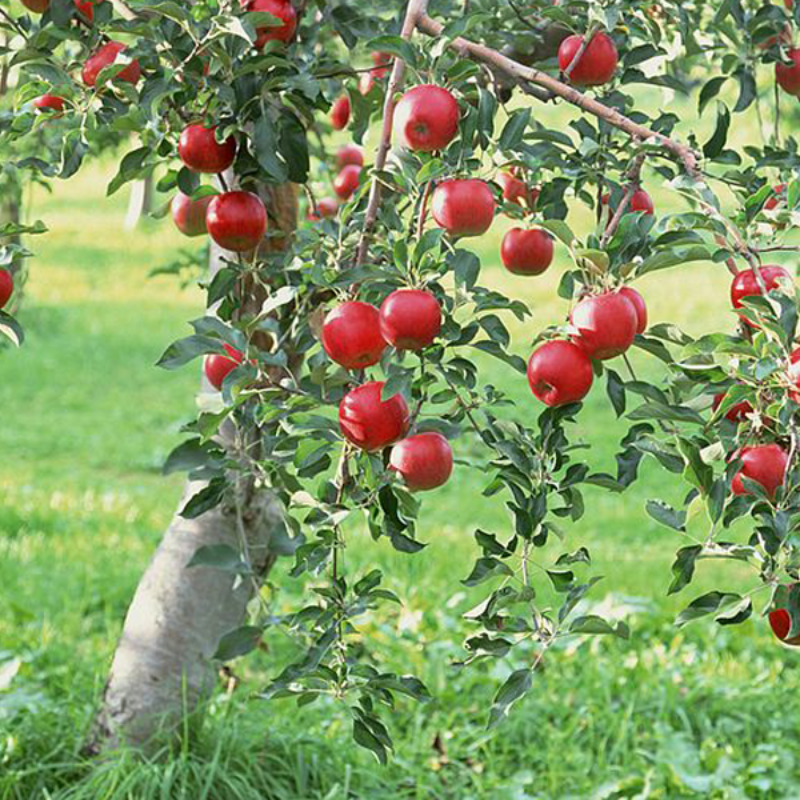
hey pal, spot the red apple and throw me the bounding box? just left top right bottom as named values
left=240, top=0, right=296, bottom=47
left=359, top=71, right=377, bottom=96
left=74, top=0, right=104, bottom=21
left=732, top=444, right=788, bottom=498
left=379, top=289, right=441, bottom=350
left=776, top=48, right=800, bottom=95
left=336, top=144, right=363, bottom=168
left=21, top=0, right=49, bottom=13
left=500, top=228, right=554, bottom=276
left=730, top=265, right=793, bottom=326
left=0, top=268, right=13, bottom=309
left=306, top=197, right=338, bottom=220
left=339, top=381, right=410, bottom=451
left=712, top=392, right=752, bottom=422
left=178, top=124, right=237, bottom=174
left=557, top=32, right=618, bottom=87
left=393, top=85, right=460, bottom=152
left=601, top=188, right=654, bottom=218
left=321, top=301, right=386, bottom=369
left=769, top=589, right=800, bottom=645
left=82, top=41, right=141, bottom=87
left=390, top=432, right=453, bottom=491
left=371, top=51, right=392, bottom=77
left=431, top=179, right=495, bottom=237
left=171, top=192, right=214, bottom=237
left=33, top=94, right=65, bottom=113
left=618, top=286, right=648, bottom=334
left=527, top=340, right=594, bottom=407
left=570, top=291, right=638, bottom=360
left=206, top=191, right=267, bottom=252
left=499, top=172, right=537, bottom=208
left=333, top=164, right=361, bottom=200
left=331, top=94, right=350, bottom=130
left=765, top=183, right=787, bottom=211
left=204, top=344, right=244, bottom=390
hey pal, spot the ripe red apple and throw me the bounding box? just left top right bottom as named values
left=171, top=192, right=213, bottom=237
left=33, top=94, right=65, bottom=113
left=371, top=50, right=392, bottom=78
left=321, top=301, right=386, bottom=369
left=527, top=340, right=594, bottom=407
left=205, top=344, right=244, bottom=390
left=390, top=432, right=453, bottom=491
left=776, top=48, right=800, bottom=95
left=240, top=0, right=296, bottom=47
left=394, top=85, right=460, bottom=152
left=570, top=292, right=638, bottom=360
left=557, top=32, right=618, bottom=87
left=206, top=191, right=267, bottom=252
left=730, top=265, right=793, bottom=326
left=21, top=0, right=49, bottom=13
left=336, top=144, right=363, bottom=168
left=331, top=94, right=350, bottom=130
left=379, top=289, right=441, bottom=350
left=500, top=228, right=554, bottom=276
left=769, top=590, right=800, bottom=645
left=306, top=197, right=338, bottom=220
left=601, top=188, right=654, bottom=218
left=765, top=183, right=787, bottom=211
left=178, top=124, right=237, bottom=174
left=339, top=381, right=410, bottom=451
left=75, top=0, right=104, bottom=21
left=711, top=392, right=752, bottom=422
left=499, top=172, right=538, bottom=208
left=431, top=179, right=495, bottom=237
left=731, top=443, right=788, bottom=498
left=82, top=41, right=141, bottom=87
left=0, top=268, right=13, bottom=309
left=618, top=286, right=648, bottom=334
left=333, top=164, right=361, bottom=200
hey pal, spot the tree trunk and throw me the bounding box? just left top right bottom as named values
left=87, top=181, right=298, bottom=754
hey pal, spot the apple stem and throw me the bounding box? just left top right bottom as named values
left=599, top=151, right=644, bottom=248
left=353, top=0, right=430, bottom=269
left=415, top=14, right=701, bottom=177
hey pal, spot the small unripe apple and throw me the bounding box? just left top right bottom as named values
left=321, top=301, right=386, bottom=369
left=82, top=41, right=141, bottom=87
left=206, top=191, right=267, bottom=252
left=711, top=392, right=752, bottom=422
left=618, top=286, right=648, bottom=334
left=557, top=32, right=618, bottom=87
left=731, top=443, right=788, bottom=498
left=394, top=85, right=460, bottom=152
left=33, top=94, right=66, bottom=113
left=527, top=340, right=594, bottom=407
left=776, top=48, right=800, bottom=95
left=336, top=144, right=363, bottom=168
left=431, top=179, right=495, bottom=237
left=21, top=0, right=49, bottom=13
left=205, top=344, right=244, bottom=390
left=390, top=432, right=453, bottom=491
left=379, top=289, right=441, bottom=350
left=570, top=291, right=638, bottom=360
left=730, top=265, right=793, bottom=326
left=500, top=228, right=553, bottom=276
left=178, top=124, right=237, bottom=174
left=0, top=268, right=13, bottom=309
left=240, top=0, right=297, bottom=47
left=331, top=95, right=350, bottom=130
left=333, top=164, right=361, bottom=200
left=306, top=197, right=338, bottom=220
left=339, top=381, right=410, bottom=451
left=171, top=192, right=214, bottom=237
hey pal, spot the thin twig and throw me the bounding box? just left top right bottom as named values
left=599, top=151, right=645, bottom=247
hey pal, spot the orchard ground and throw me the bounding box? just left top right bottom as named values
left=3, top=94, right=800, bottom=797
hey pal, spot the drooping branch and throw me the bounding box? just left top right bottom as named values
left=354, top=0, right=429, bottom=267
left=415, top=14, right=701, bottom=178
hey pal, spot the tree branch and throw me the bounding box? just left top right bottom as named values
left=600, top=151, right=644, bottom=247
left=415, top=14, right=700, bottom=177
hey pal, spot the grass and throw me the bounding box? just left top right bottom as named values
left=2, top=128, right=800, bottom=799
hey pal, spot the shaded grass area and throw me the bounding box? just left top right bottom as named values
left=2, top=160, right=800, bottom=800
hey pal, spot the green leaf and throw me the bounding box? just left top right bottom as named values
left=668, top=545, right=702, bottom=594
left=462, top=557, right=514, bottom=587
left=675, top=591, right=742, bottom=627
left=0, top=310, right=24, bottom=346
left=702, top=103, right=730, bottom=159
left=157, top=335, right=224, bottom=369
left=569, top=615, right=629, bottom=638
left=214, top=625, right=263, bottom=660
left=646, top=499, right=686, bottom=531
left=187, top=544, right=251, bottom=574
left=498, top=108, right=530, bottom=151
left=488, top=668, right=532, bottom=728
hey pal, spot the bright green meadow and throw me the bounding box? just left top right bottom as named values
left=2, top=85, right=800, bottom=799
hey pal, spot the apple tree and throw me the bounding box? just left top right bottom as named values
left=2, top=0, right=800, bottom=761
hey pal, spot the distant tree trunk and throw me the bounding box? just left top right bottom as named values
left=87, top=181, right=298, bottom=754
left=124, top=175, right=155, bottom=230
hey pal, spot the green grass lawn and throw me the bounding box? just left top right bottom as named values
left=2, top=148, right=800, bottom=800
